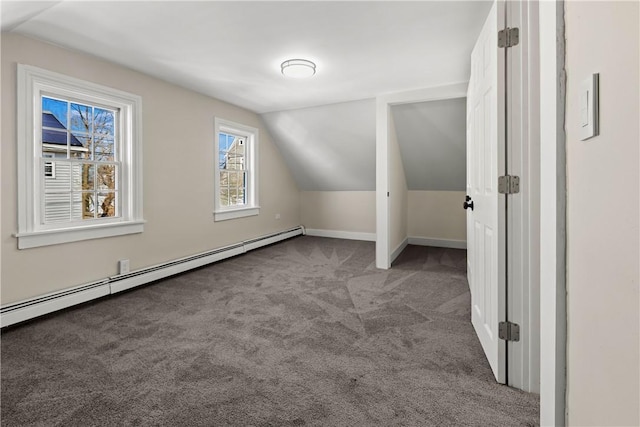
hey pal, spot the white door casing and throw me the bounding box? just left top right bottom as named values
left=466, top=0, right=507, bottom=384
left=505, top=0, right=541, bottom=393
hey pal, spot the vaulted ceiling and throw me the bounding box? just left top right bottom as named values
left=392, top=97, right=467, bottom=191
left=2, top=1, right=491, bottom=191
left=2, top=1, right=491, bottom=114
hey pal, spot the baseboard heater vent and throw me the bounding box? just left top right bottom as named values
left=1, top=226, right=304, bottom=328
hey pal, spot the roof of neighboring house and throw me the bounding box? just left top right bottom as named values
left=42, top=112, right=84, bottom=147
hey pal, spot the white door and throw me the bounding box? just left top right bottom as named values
left=466, top=0, right=506, bottom=383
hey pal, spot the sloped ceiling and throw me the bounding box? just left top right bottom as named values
left=263, top=97, right=467, bottom=192
left=262, top=99, right=375, bottom=191
left=1, top=1, right=492, bottom=114
left=2, top=1, right=489, bottom=192
left=391, top=98, right=467, bottom=191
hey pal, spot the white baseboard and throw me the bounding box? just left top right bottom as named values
left=244, top=228, right=303, bottom=251
left=1, top=226, right=304, bottom=328
left=304, top=228, right=376, bottom=242
left=0, top=280, right=110, bottom=328
left=408, top=236, right=467, bottom=249
left=109, top=244, right=246, bottom=294
left=391, top=238, right=409, bottom=263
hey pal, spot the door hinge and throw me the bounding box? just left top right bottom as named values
left=498, top=27, right=519, bottom=48
left=498, top=175, right=520, bottom=194
left=499, top=321, right=520, bottom=342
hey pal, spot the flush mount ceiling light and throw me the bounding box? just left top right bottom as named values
left=281, top=59, right=316, bottom=78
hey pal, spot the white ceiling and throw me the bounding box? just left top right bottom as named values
left=1, top=0, right=492, bottom=114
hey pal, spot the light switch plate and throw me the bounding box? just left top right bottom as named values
left=580, top=73, right=599, bottom=140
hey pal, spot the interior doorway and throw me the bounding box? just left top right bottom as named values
left=375, top=0, right=542, bottom=398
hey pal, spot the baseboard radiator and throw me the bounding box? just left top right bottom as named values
left=1, top=226, right=304, bottom=328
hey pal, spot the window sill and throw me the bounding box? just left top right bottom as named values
left=213, top=207, right=260, bottom=222
left=15, top=220, right=145, bottom=249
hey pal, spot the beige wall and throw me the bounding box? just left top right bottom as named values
left=564, top=2, right=639, bottom=425
left=1, top=34, right=300, bottom=304
left=388, top=114, right=408, bottom=253
left=300, top=191, right=375, bottom=233
left=300, top=190, right=466, bottom=244
left=408, top=191, right=466, bottom=242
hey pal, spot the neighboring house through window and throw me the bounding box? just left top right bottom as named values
left=16, top=65, right=143, bottom=249
left=43, top=152, right=56, bottom=179
left=214, top=118, right=259, bottom=221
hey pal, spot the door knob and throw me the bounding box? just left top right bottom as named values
left=463, top=198, right=474, bottom=211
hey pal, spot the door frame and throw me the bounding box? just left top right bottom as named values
left=376, top=83, right=468, bottom=269
left=504, top=0, right=567, bottom=419
left=375, top=0, right=567, bottom=423
left=506, top=0, right=541, bottom=393
left=538, top=0, right=567, bottom=425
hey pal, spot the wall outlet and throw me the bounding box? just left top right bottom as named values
left=275, top=213, right=281, bottom=220
left=118, top=259, right=130, bottom=275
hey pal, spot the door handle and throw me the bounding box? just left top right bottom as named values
left=463, top=196, right=474, bottom=211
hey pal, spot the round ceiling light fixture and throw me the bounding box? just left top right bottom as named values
left=281, top=59, right=316, bottom=78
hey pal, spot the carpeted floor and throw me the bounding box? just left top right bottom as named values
left=1, top=236, right=539, bottom=426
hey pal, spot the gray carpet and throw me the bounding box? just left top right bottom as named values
left=1, top=236, right=539, bottom=426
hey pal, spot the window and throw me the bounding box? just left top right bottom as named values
left=214, top=118, right=259, bottom=221
left=16, top=65, right=143, bottom=249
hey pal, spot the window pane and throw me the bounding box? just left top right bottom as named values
left=93, top=108, right=114, bottom=137
left=228, top=185, right=238, bottom=206
left=98, top=192, right=117, bottom=217
left=79, top=192, right=95, bottom=220
left=83, top=164, right=95, bottom=191
left=70, top=103, right=92, bottom=135
left=42, top=97, right=69, bottom=158
left=44, top=193, right=71, bottom=223
left=229, top=170, right=244, bottom=206
left=44, top=160, right=71, bottom=192
left=231, top=138, right=245, bottom=155
left=219, top=133, right=245, bottom=171
left=73, top=136, right=92, bottom=159
left=226, top=139, right=245, bottom=170
left=42, top=97, right=68, bottom=127
left=70, top=163, right=95, bottom=191
left=219, top=132, right=229, bottom=170
left=42, top=129, right=68, bottom=158
left=219, top=171, right=229, bottom=207
left=95, top=137, right=115, bottom=161
left=219, top=133, right=230, bottom=152
left=97, top=164, right=117, bottom=191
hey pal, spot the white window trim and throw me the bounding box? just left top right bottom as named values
left=16, top=64, right=144, bottom=249
left=213, top=117, right=259, bottom=221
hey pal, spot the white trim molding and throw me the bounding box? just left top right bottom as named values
left=304, top=228, right=376, bottom=242
left=0, top=280, right=111, bottom=328
left=539, top=0, right=567, bottom=424
left=213, top=207, right=260, bottom=222
left=16, top=64, right=144, bottom=249
left=376, top=82, right=469, bottom=270
left=213, top=117, right=259, bottom=221
left=390, top=237, right=409, bottom=264
left=15, top=221, right=145, bottom=250
left=408, top=236, right=467, bottom=249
